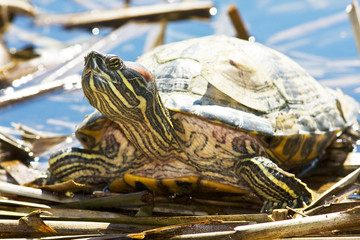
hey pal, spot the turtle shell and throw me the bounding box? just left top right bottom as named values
left=137, top=35, right=358, bottom=137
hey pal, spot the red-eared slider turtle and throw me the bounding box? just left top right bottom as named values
left=49, top=35, right=359, bottom=212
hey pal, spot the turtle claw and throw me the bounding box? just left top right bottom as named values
left=261, top=195, right=312, bottom=213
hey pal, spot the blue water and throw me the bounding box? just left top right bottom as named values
left=1, top=0, right=359, bottom=136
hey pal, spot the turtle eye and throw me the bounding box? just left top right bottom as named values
left=107, top=56, right=124, bottom=70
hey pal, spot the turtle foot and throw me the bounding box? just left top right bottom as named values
left=236, top=156, right=313, bottom=213
left=261, top=195, right=312, bottom=213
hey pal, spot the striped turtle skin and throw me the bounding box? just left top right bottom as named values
left=49, top=35, right=359, bottom=212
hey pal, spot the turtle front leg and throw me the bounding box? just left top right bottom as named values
left=49, top=148, right=122, bottom=184
left=236, top=156, right=313, bottom=213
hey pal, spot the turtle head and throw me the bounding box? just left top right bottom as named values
left=81, top=51, right=182, bottom=159
left=82, top=51, right=158, bottom=122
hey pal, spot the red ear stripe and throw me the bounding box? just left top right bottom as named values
left=127, top=63, right=154, bottom=82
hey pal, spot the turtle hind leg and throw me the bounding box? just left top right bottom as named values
left=236, top=156, right=313, bottom=213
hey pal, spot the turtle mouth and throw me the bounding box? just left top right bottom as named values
left=82, top=67, right=92, bottom=76
left=82, top=67, right=110, bottom=89
left=81, top=71, right=113, bottom=114
left=82, top=67, right=100, bottom=80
